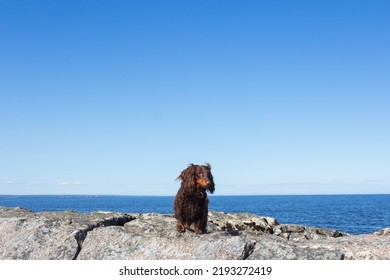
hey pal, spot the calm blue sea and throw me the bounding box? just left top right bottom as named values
left=1, top=194, right=389, bottom=235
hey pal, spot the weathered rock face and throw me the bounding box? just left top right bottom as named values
left=78, top=216, right=255, bottom=260
left=0, top=206, right=389, bottom=260
left=374, top=227, right=390, bottom=236
left=0, top=206, right=134, bottom=260
left=207, top=211, right=347, bottom=240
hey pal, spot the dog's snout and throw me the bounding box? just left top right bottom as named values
left=196, top=178, right=210, bottom=188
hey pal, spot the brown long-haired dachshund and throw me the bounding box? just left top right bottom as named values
left=174, top=163, right=215, bottom=234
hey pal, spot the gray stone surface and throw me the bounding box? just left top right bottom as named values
left=0, top=206, right=134, bottom=260
left=1, top=206, right=389, bottom=260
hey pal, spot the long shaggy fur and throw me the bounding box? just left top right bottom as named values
left=174, top=163, right=215, bottom=234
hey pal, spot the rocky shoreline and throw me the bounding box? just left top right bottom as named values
left=0, top=206, right=389, bottom=260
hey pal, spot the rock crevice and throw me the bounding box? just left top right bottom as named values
left=72, top=214, right=136, bottom=260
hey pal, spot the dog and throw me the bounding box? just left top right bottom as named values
left=174, top=163, right=215, bottom=234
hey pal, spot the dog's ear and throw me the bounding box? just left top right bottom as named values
left=207, top=172, right=215, bottom=194
left=177, top=164, right=195, bottom=181
left=177, top=164, right=197, bottom=188
left=204, top=163, right=215, bottom=194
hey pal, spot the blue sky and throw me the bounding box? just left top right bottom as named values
left=1, top=0, right=389, bottom=195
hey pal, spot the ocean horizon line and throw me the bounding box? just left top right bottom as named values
left=1, top=193, right=390, bottom=197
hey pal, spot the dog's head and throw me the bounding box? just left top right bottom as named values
left=177, top=163, right=215, bottom=193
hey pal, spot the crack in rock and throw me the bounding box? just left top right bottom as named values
left=73, top=216, right=135, bottom=260
left=242, top=240, right=256, bottom=260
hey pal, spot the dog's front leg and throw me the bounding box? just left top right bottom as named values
left=194, top=218, right=206, bottom=234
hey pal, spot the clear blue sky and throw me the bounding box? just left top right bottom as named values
left=1, top=0, right=389, bottom=195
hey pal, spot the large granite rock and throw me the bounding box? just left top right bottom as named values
left=0, top=206, right=134, bottom=259
left=0, top=206, right=389, bottom=260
